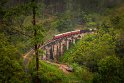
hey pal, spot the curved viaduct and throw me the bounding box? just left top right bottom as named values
left=23, top=30, right=93, bottom=64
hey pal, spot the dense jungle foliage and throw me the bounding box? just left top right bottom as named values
left=0, top=0, right=124, bottom=83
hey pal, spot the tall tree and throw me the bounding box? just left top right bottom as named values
left=32, top=0, right=40, bottom=82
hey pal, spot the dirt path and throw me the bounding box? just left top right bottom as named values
left=45, top=61, right=72, bottom=74
left=59, top=64, right=70, bottom=74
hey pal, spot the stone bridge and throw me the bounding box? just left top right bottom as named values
left=23, top=30, right=93, bottom=64
left=39, top=31, right=93, bottom=62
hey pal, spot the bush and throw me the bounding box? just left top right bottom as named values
left=29, top=60, right=67, bottom=83
left=72, top=63, right=93, bottom=83
left=95, top=56, right=124, bottom=83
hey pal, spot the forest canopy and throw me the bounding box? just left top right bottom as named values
left=0, top=0, right=124, bottom=83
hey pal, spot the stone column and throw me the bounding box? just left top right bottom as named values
left=46, top=47, right=50, bottom=60
left=66, top=39, right=69, bottom=50
left=52, top=44, right=55, bottom=59
left=61, top=40, right=65, bottom=55
left=56, top=44, right=59, bottom=63
left=42, top=48, right=47, bottom=60
left=71, top=36, right=73, bottom=43
left=69, top=39, right=72, bottom=48
left=73, top=37, right=76, bottom=44
left=59, top=42, right=61, bottom=56
left=50, top=46, right=54, bottom=61
left=61, top=43, right=64, bottom=55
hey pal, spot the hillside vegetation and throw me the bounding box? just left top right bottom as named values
left=0, top=0, right=124, bottom=83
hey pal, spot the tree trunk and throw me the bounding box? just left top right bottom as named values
left=32, top=0, right=40, bottom=83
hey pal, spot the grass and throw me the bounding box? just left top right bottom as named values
left=35, top=60, right=82, bottom=83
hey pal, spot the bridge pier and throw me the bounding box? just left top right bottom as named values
left=42, top=49, right=47, bottom=60
left=61, top=40, right=65, bottom=55
left=62, top=43, right=65, bottom=55
left=72, top=36, right=76, bottom=44
left=52, top=44, right=55, bottom=60
left=73, top=38, right=76, bottom=44
left=56, top=44, right=59, bottom=63
left=59, top=42, right=62, bottom=56
left=50, top=46, right=54, bottom=61
left=66, top=39, right=69, bottom=50
left=46, top=47, right=50, bottom=60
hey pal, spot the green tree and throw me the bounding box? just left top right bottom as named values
left=0, top=33, right=28, bottom=83
left=109, top=6, right=124, bottom=58
left=96, top=56, right=124, bottom=83
left=72, top=28, right=116, bottom=71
